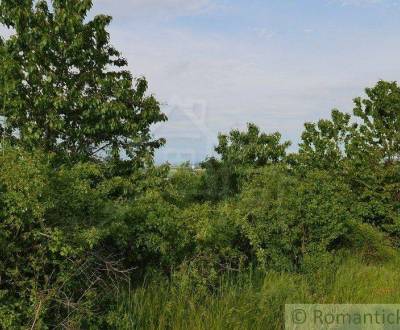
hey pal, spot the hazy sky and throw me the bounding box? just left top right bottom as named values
left=5, top=0, right=400, bottom=163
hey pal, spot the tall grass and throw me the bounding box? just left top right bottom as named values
left=105, top=251, right=400, bottom=330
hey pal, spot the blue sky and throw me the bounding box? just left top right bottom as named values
left=5, top=0, right=400, bottom=163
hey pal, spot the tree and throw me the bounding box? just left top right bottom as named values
left=351, top=81, right=400, bottom=236
left=216, top=123, right=291, bottom=167
left=0, top=0, right=166, bottom=168
left=298, top=109, right=354, bottom=171
left=200, top=123, right=291, bottom=201
left=298, top=81, right=400, bottom=169
left=296, top=82, right=400, bottom=240
left=353, top=80, right=400, bottom=163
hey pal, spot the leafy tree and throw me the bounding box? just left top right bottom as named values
left=216, top=123, right=291, bottom=167
left=297, top=110, right=353, bottom=171
left=296, top=82, right=400, bottom=240
left=201, top=123, right=291, bottom=201
left=353, top=80, right=400, bottom=163
left=298, top=81, right=400, bottom=171
left=349, top=82, right=400, bottom=237
left=0, top=0, right=166, bottom=167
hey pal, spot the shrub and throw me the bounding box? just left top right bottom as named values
left=172, top=202, right=247, bottom=290
left=236, top=166, right=354, bottom=271
left=0, top=147, right=121, bottom=328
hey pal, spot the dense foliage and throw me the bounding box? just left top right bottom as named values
left=0, top=0, right=399, bottom=328
left=0, top=0, right=166, bottom=169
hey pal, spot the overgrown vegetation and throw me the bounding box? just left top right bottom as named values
left=0, top=1, right=399, bottom=329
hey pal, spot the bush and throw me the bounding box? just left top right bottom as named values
left=172, top=202, right=247, bottom=290
left=0, top=147, right=52, bottom=328
left=0, top=147, right=122, bottom=328
left=236, top=166, right=354, bottom=271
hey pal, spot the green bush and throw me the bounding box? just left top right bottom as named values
left=171, top=202, right=246, bottom=290
left=0, top=147, right=120, bottom=328
left=236, top=166, right=354, bottom=271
